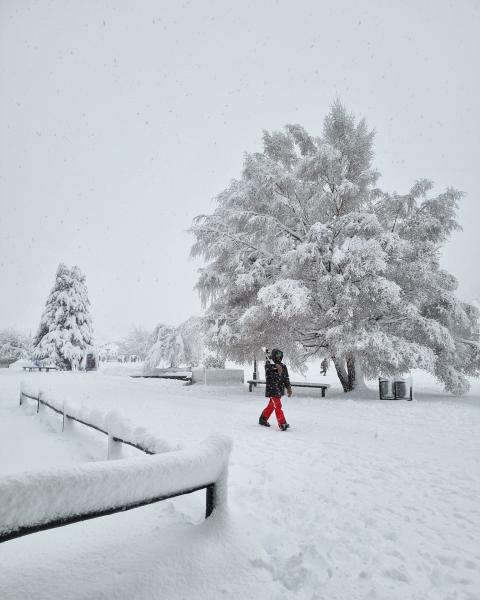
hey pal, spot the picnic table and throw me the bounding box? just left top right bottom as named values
left=131, top=373, right=192, bottom=383
left=22, top=365, right=58, bottom=373
left=247, top=379, right=330, bottom=396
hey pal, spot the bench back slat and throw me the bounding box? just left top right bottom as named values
left=247, top=380, right=329, bottom=388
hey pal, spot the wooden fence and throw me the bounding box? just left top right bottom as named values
left=20, top=389, right=155, bottom=457
left=0, top=389, right=231, bottom=544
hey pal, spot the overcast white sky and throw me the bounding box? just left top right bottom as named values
left=1, top=0, right=479, bottom=343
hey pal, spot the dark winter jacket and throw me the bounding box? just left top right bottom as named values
left=265, top=361, right=291, bottom=397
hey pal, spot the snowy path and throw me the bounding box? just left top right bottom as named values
left=0, top=369, right=479, bottom=599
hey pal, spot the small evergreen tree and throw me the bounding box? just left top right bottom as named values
left=33, top=263, right=94, bottom=370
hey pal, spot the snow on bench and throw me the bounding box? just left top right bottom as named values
left=131, top=371, right=193, bottom=383
left=22, top=365, right=58, bottom=372
left=247, top=379, right=330, bottom=396
left=0, top=436, right=232, bottom=543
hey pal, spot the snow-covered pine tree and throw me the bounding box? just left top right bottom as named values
left=33, top=263, right=94, bottom=370
left=191, top=101, right=480, bottom=393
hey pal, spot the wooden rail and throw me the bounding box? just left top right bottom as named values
left=0, top=483, right=215, bottom=543
left=4, top=390, right=231, bottom=543
left=20, top=390, right=155, bottom=455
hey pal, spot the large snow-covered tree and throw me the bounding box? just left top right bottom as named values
left=143, top=317, right=205, bottom=372
left=191, top=102, right=480, bottom=393
left=33, top=263, right=94, bottom=370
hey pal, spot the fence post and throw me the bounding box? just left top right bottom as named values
left=107, top=433, right=123, bottom=460
left=205, top=484, right=215, bottom=518
left=63, top=415, right=74, bottom=433
left=206, top=465, right=229, bottom=517
left=62, top=404, right=73, bottom=432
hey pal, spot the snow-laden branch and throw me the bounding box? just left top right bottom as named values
left=222, top=208, right=304, bottom=243
left=274, top=183, right=310, bottom=233
left=456, top=337, right=480, bottom=349
left=193, top=226, right=275, bottom=260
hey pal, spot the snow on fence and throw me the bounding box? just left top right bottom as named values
left=18, top=382, right=175, bottom=456
left=0, top=386, right=232, bottom=543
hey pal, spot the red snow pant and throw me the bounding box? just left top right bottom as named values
left=262, top=396, right=286, bottom=426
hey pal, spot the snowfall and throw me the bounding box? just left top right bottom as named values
left=0, top=363, right=479, bottom=600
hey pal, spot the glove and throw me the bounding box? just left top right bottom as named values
left=287, top=387, right=292, bottom=397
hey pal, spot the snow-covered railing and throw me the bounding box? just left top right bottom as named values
left=0, top=436, right=232, bottom=543
left=19, top=383, right=174, bottom=457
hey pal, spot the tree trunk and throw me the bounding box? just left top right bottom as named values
left=334, top=354, right=365, bottom=392
left=346, top=354, right=367, bottom=391
left=346, top=354, right=356, bottom=390
left=333, top=357, right=352, bottom=392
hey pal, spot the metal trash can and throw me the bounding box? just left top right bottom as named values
left=379, top=377, right=413, bottom=400
left=393, top=379, right=407, bottom=399
left=379, top=378, right=394, bottom=400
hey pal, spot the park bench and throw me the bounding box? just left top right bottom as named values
left=22, top=365, right=58, bottom=373
left=131, top=372, right=193, bottom=383
left=247, top=379, right=330, bottom=396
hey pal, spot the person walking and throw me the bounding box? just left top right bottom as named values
left=320, top=358, right=329, bottom=376
left=259, top=348, right=292, bottom=431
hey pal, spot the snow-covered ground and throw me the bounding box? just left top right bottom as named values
left=0, top=366, right=479, bottom=600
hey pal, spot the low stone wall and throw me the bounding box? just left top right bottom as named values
left=191, top=368, right=244, bottom=385
left=142, top=367, right=191, bottom=377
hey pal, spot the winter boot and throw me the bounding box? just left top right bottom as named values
left=259, top=415, right=270, bottom=427
left=280, top=422, right=290, bottom=431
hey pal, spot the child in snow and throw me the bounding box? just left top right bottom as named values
left=259, top=348, right=292, bottom=431
left=320, top=358, right=329, bottom=376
